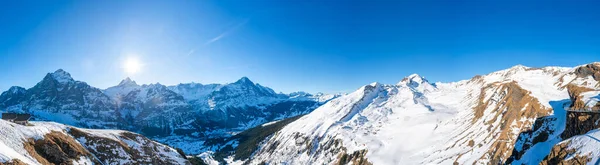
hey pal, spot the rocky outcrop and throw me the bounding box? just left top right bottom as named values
left=471, top=82, right=551, bottom=163
left=334, top=149, right=372, bottom=165
left=539, top=141, right=591, bottom=165
left=574, top=63, right=600, bottom=82
left=561, top=111, right=600, bottom=139
left=506, top=116, right=557, bottom=163
left=566, top=84, right=595, bottom=110
left=69, top=128, right=189, bottom=165
left=22, top=131, right=99, bottom=165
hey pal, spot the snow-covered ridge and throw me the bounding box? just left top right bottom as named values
left=0, top=120, right=188, bottom=165
left=105, top=75, right=328, bottom=110
left=398, top=73, right=437, bottom=93
left=7, top=86, right=26, bottom=94
left=50, top=69, right=75, bottom=84
left=245, top=63, right=600, bottom=165
left=103, top=77, right=141, bottom=98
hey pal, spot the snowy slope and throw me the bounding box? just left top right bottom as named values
left=0, top=120, right=189, bottom=165
left=0, top=121, right=68, bottom=165
left=580, top=90, right=600, bottom=109
left=244, top=63, right=600, bottom=165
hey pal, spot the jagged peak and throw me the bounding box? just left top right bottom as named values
left=53, top=69, right=67, bottom=74
left=398, top=74, right=429, bottom=85
left=8, top=86, right=25, bottom=91
left=49, top=69, right=74, bottom=83
left=358, top=82, right=383, bottom=94
left=234, top=76, right=254, bottom=85
left=397, top=74, right=437, bottom=93
left=7, top=86, right=26, bottom=94
left=147, top=82, right=165, bottom=87
left=575, top=62, right=600, bottom=68
left=118, top=77, right=138, bottom=86
left=369, top=82, right=382, bottom=87
left=139, top=83, right=169, bottom=92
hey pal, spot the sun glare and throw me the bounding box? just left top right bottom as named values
left=123, top=57, right=142, bottom=75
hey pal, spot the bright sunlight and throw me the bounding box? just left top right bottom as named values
left=123, top=57, right=142, bottom=75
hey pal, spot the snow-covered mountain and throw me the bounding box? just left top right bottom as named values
left=0, top=70, right=337, bottom=154
left=103, top=77, right=140, bottom=98
left=5, top=63, right=599, bottom=164
left=0, top=120, right=188, bottom=165
left=208, top=63, right=600, bottom=164
left=1, top=69, right=117, bottom=127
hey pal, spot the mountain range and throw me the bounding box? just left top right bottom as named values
left=0, top=69, right=338, bottom=154
left=2, top=62, right=600, bottom=165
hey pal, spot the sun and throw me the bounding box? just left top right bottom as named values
left=123, top=57, right=142, bottom=75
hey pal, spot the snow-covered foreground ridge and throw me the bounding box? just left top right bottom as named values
left=242, top=63, right=600, bottom=165
left=0, top=120, right=189, bottom=165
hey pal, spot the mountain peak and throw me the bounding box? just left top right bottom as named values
left=398, top=74, right=437, bottom=92
left=399, top=74, right=428, bottom=85
left=235, top=77, right=254, bottom=85
left=369, top=82, right=382, bottom=87
left=509, top=64, right=529, bottom=71
left=118, top=77, right=138, bottom=86
left=7, top=86, right=26, bottom=94
left=50, top=69, right=74, bottom=83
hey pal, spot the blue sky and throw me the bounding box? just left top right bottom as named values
left=0, top=0, right=599, bottom=93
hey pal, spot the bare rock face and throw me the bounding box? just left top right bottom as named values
left=561, top=111, right=600, bottom=139
left=69, top=128, right=190, bottom=165
left=540, top=141, right=591, bottom=165
left=19, top=129, right=190, bottom=165
left=471, top=82, right=551, bottom=163
left=22, top=131, right=100, bottom=165
left=574, top=63, right=600, bottom=82
left=506, top=116, right=557, bottom=163
left=566, top=84, right=595, bottom=110
left=334, top=149, right=372, bottom=165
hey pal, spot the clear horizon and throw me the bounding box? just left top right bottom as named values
left=1, top=0, right=599, bottom=93
left=2, top=62, right=597, bottom=95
